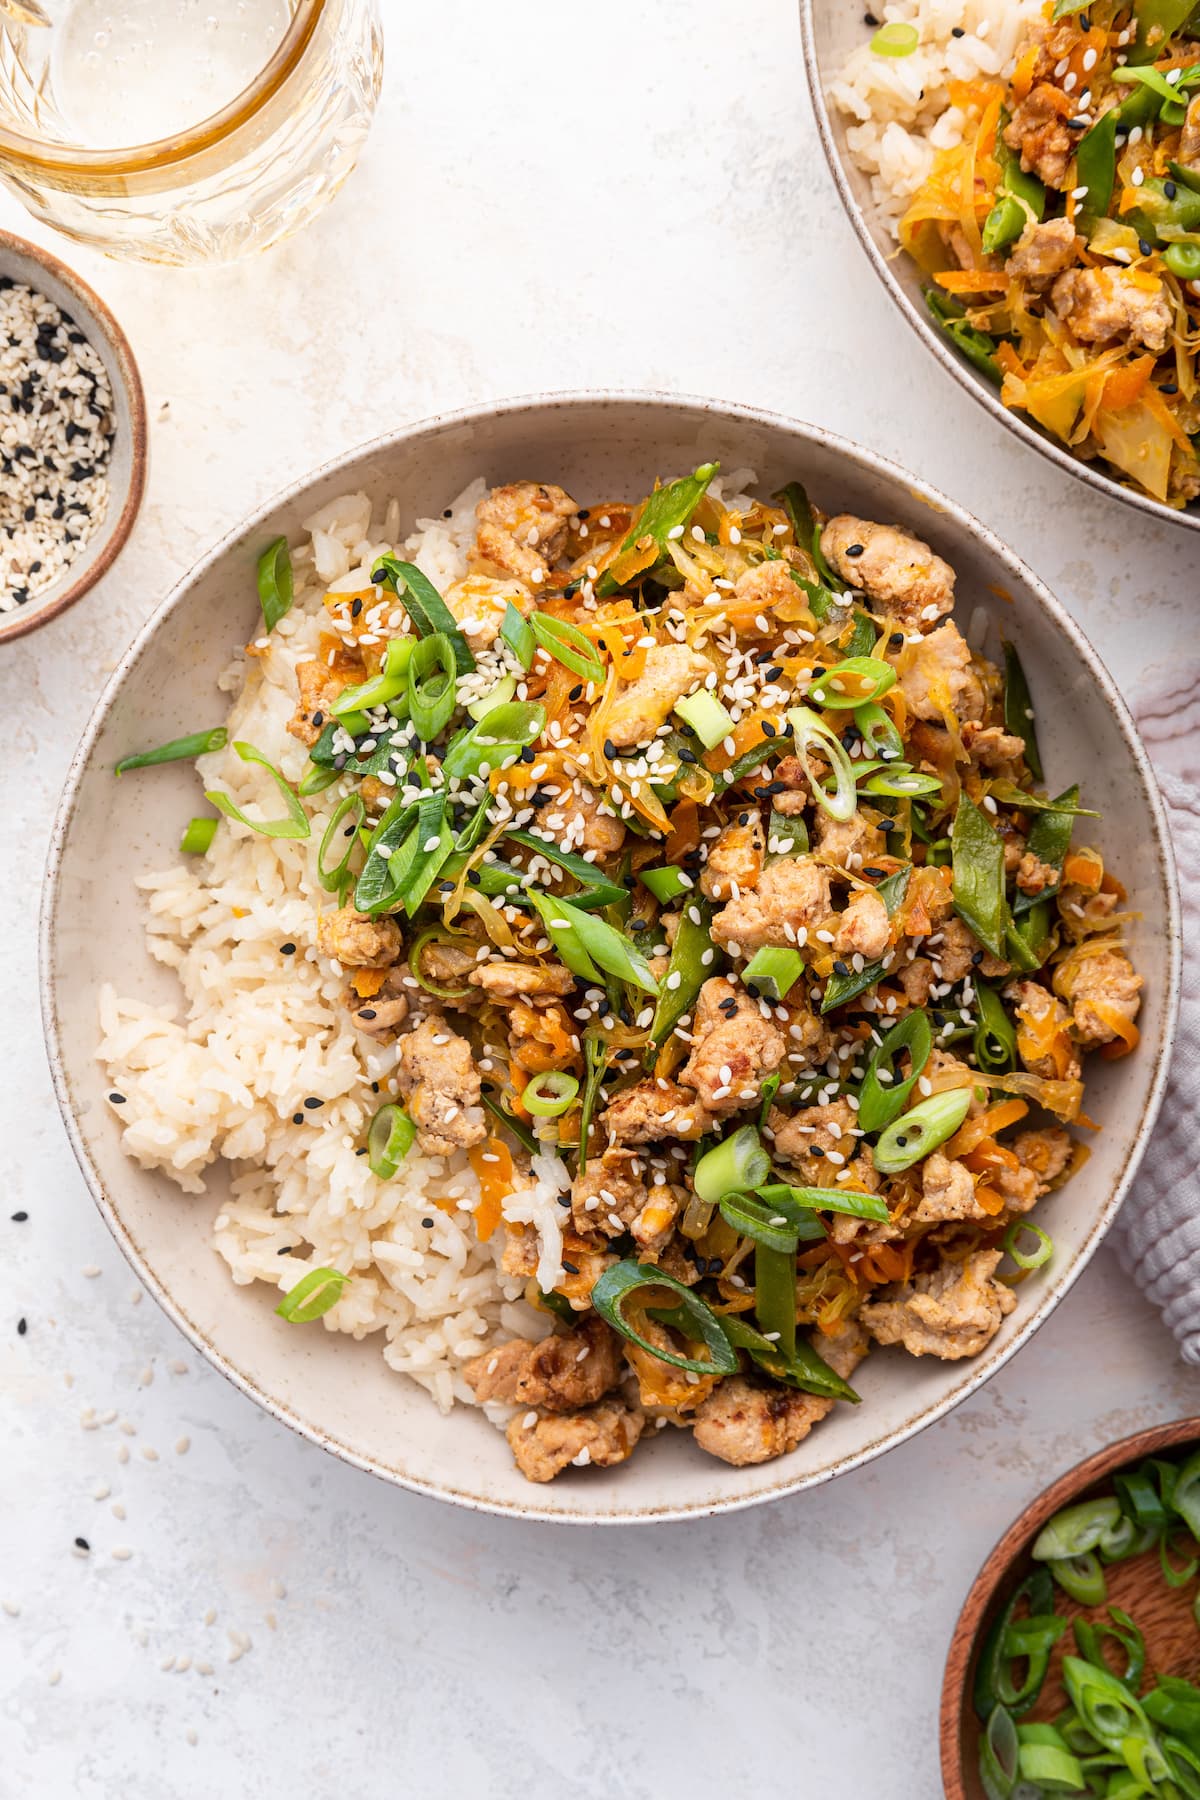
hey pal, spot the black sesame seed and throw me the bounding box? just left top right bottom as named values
left=951, top=23, right=964, bottom=34
left=11, top=1211, right=27, bottom=1222
left=74, top=1536, right=89, bottom=1551
left=421, top=1217, right=434, bottom=1229
left=889, top=632, right=904, bottom=648
left=864, top=9, right=879, bottom=21
left=762, top=720, right=776, bottom=736
left=832, top=959, right=850, bottom=977
left=108, top=1092, right=126, bottom=1105
left=351, top=597, right=363, bottom=617
left=1165, top=181, right=1177, bottom=199
left=17, top=1317, right=27, bottom=1336
left=311, top=710, right=324, bottom=728
left=1139, top=239, right=1153, bottom=257
left=519, top=745, right=536, bottom=763
left=811, top=1145, right=826, bottom=1158
left=303, top=1097, right=323, bottom=1110
left=603, top=739, right=617, bottom=759
left=678, top=747, right=698, bottom=764
left=863, top=865, right=887, bottom=878
left=292, top=1113, right=304, bottom=1125
left=357, top=1008, right=378, bottom=1020
left=561, top=1260, right=580, bottom=1275
left=971, top=949, right=985, bottom=966
left=280, top=943, right=296, bottom=955
left=811, top=665, right=825, bottom=679
left=1161, top=381, right=1179, bottom=396
left=844, top=543, right=865, bottom=558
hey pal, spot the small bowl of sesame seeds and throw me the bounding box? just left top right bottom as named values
left=0, top=228, right=146, bottom=645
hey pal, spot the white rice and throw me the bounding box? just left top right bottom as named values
left=96, top=480, right=564, bottom=1415
left=830, top=0, right=1043, bottom=227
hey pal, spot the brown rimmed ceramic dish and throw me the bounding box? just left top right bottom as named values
left=0, top=228, right=146, bottom=646
left=40, top=392, right=1181, bottom=1522
left=942, top=1417, right=1200, bottom=1798
left=799, top=0, right=1200, bottom=534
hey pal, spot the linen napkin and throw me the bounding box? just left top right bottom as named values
left=1108, top=667, right=1200, bottom=1358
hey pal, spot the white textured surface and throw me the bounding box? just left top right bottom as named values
left=2, top=4, right=1198, bottom=1793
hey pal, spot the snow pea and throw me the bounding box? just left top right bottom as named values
left=1002, top=641, right=1042, bottom=781
left=924, top=289, right=1003, bottom=385
left=982, top=132, right=1045, bottom=255
left=595, top=462, right=718, bottom=598
left=650, top=898, right=715, bottom=1043
left=952, top=795, right=1007, bottom=960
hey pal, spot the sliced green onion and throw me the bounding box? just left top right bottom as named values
left=718, top=1190, right=818, bottom=1254
left=1050, top=1554, right=1107, bottom=1607
left=1061, top=1654, right=1154, bottom=1756
left=500, top=601, right=535, bottom=669
left=389, top=789, right=453, bottom=917
left=1003, top=1220, right=1053, bottom=1272
left=638, top=864, right=691, bottom=905
left=407, top=631, right=457, bottom=741
left=1162, top=1529, right=1199, bottom=1588
left=275, top=1266, right=349, bottom=1322
left=857, top=1011, right=932, bottom=1134
left=298, top=764, right=340, bottom=798
left=871, top=20, right=918, bottom=55
left=332, top=636, right=414, bottom=719
left=354, top=792, right=418, bottom=913
left=367, top=1103, right=417, bottom=1179
left=576, top=1031, right=610, bottom=1172
left=756, top=1182, right=890, bottom=1223
left=1173, top=1448, right=1200, bottom=1541
left=115, top=727, right=228, bottom=775
left=179, top=816, right=218, bottom=855
left=974, top=984, right=1017, bottom=1072
left=808, top=656, right=896, bottom=710
left=693, top=1125, right=771, bottom=1204
left=872, top=1087, right=972, bottom=1174
left=317, top=792, right=366, bottom=891
left=1033, top=1499, right=1123, bottom=1564
left=862, top=765, right=943, bottom=799
left=370, top=555, right=476, bottom=674
left=973, top=1569, right=1055, bottom=1722
left=466, top=674, right=517, bottom=721
left=441, top=701, right=546, bottom=779
left=526, top=890, right=658, bottom=994
left=742, top=945, right=804, bottom=1000
left=408, top=925, right=476, bottom=1000
left=1016, top=1725, right=1084, bottom=1793
left=205, top=741, right=310, bottom=840
left=980, top=1704, right=1020, bottom=1800
left=257, top=536, right=293, bottom=633
left=523, top=1071, right=580, bottom=1118
left=854, top=701, right=904, bottom=761
left=1074, top=1608, right=1145, bottom=1693
left=788, top=705, right=857, bottom=823
left=674, top=688, right=735, bottom=750
left=591, top=1260, right=739, bottom=1374
left=529, top=613, right=605, bottom=685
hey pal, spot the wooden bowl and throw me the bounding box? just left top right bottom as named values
left=941, top=1417, right=1200, bottom=1798
left=0, top=227, right=147, bottom=646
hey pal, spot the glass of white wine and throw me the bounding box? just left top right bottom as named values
left=0, top=0, right=383, bottom=263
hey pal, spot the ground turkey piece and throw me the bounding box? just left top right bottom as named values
left=691, top=1321, right=867, bottom=1466
left=532, top=782, right=625, bottom=856
left=699, top=815, right=765, bottom=901
left=711, top=855, right=832, bottom=952
left=862, top=1249, right=1016, bottom=1360
left=1050, top=268, right=1172, bottom=355
left=961, top=721, right=1026, bottom=772
left=316, top=905, right=402, bottom=970
left=506, top=1397, right=644, bottom=1482
left=899, top=622, right=984, bottom=723
left=465, top=1315, right=623, bottom=1412
left=935, top=916, right=1010, bottom=982
left=347, top=971, right=409, bottom=1037
left=912, top=1151, right=988, bottom=1225
left=1054, top=946, right=1142, bottom=1048
left=729, top=559, right=808, bottom=613
left=571, top=1148, right=646, bottom=1239
left=394, top=1016, right=486, bottom=1156
left=813, top=808, right=888, bottom=867
left=1016, top=851, right=1060, bottom=898
left=1004, top=216, right=1079, bottom=285
left=1011, top=1126, right=1072, bottom=1192
left=469, top=960, right=575, bottom=1000
left=1003, top=83, right=1074, bottom=187
left=601, top=1080, right=714, bottom=1144
left=767, top=1099, right=856, bottom=1186
left=287, top=656, right=361, bottom=747
left=1181, top=93, right=1200, bottom=167
left=819, top=515, right=955, bottom=631
left=679, top=976, right=786, bottom=1113
left=605, top=643, right=712, bottom=749
left=473, top=481, right=577, bottom=584
left=631, top=1182, right=684, bottom=1254
left=833, top=888, right=890, bottom=961
left=1006, top=978, right=1081, bottom=1080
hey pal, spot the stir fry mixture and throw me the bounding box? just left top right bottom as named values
left=898, top=0, right=1200, bottom=506
left=975, top=1445, right=1200, bottom=1799
left=124, top=465, right=1143, bottom=1483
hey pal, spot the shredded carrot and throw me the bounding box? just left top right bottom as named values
left=1063, top=847, right=1104, bottom=890
left=935, top=269, right=1010, bottom=294
left=1096, top=1005, right=1141, bottom=1060
left=972, top=1185, right=1007, bottom=1217
left=947, top=1097, right=1029, bottom=1157
left=351, top=968, right=388, bottom=999
left=1100, top=355, right=1154, bottom=414
left=468, top=1139, right=513, bottom=1242
left=665, top=798, right=700, bottom=863
left=1011, top=44, right=1038, bottom=102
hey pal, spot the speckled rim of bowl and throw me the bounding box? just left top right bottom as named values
left=0, top=227, right=148, bottom=646
left=40, top=392, right=1183, bottom=1524
left=797, top=1, right=1200, bottom=535
left=939, top=1416, right=1200, bottom=1798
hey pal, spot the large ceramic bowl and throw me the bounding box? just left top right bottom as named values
left=799, top=0, right=1200, bottom=533
left=41, top=393, right=1181, bottom=1523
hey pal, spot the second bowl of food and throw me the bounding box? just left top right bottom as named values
left=42, top=393, right=1179, bottom=1521
left=802, top=0, right=1200, bottom=525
